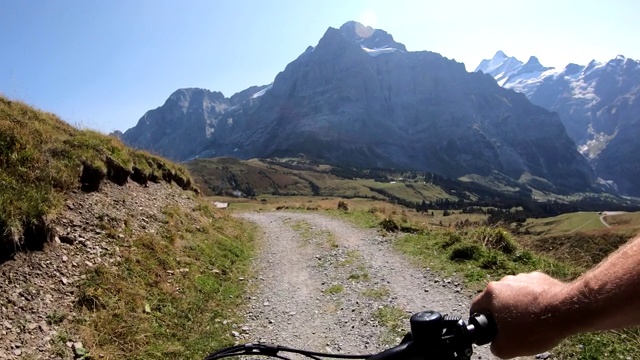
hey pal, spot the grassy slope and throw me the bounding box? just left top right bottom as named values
left=1, top=97, right=257, bottom=358
left=521, top=212, right=606, bottom=236
left=188, top=157, right=456, bottom=204
left=0, top=96, right=193, bottom=253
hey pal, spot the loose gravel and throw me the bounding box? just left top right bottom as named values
left=237, top=212, right=497, bottom=360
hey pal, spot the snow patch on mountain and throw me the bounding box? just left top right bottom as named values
left=251, top=84, right=273, bottom=99
left=361, top=45, right=399, bottom=57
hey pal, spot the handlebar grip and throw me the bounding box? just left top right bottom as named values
left=469, top=313, right=497, bottom=346
left=367, top=343, right=421, bottom=360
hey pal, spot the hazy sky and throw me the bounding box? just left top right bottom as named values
left=2, top=0, right=639, bottom=133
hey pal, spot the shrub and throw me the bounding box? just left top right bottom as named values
left=439, top=233, right=463, bottom=249
left=479, top=252, right=511, bottom=271
left=337, top=200, right=349, bottom=211
left=449, top=242, right=483, bottom=261
left=476, top=227, right=517, bottom=254
left=512, top=250, right=535, bottom=265
left=379, top=218, right=399, bottom=232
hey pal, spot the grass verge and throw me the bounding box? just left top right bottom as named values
left=73, top=201, right=255, bottom=359
left=373, top=306, right=408, bottom=345
left=332, top=208, right=639, bottom=359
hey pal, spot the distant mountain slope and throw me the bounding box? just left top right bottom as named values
left=120, top=21, right=597, bottom=193
left=477, top=52, right=640, bottom=195
left=118, top=85, right=268, bottom=160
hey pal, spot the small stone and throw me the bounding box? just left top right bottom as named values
left=73, top=342, right=87, bottom=357
left=535, top=352, right=552, bottom=359
left=61, top=277, right=69, bottom=285
left=241, top=326, right=249, bottom=331
left=59, top=235, right=76, bottom=245
left=62, top=255, right=68, bottom=262
left=13, top=349, right=21, bottom=356
left=27, top=323, right=37, bottom=330
left=231, top=331, right=240, bottom=338
left=288, top=311, right=296, bottom=316
left=263, top=302, right=270, bottom=306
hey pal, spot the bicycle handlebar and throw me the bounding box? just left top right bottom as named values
left=204, top=310, right=496, bottom=360
left=368, top=311, right=496, bottom=360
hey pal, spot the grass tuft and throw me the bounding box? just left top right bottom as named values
left=373, top=306, right=408, bottom=345
left=323, top=284, right=344, bottom=295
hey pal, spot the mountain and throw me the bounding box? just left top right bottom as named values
left=476, top=52, right=640, bottom=195
left=120, top=21, right=597, bottom=193
left=118, top=85, right=268, bottom=160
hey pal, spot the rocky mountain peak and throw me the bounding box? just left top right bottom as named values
left=337, top=21, right=407, bottom=52
left=516, top=56, right=553, bottom=76
left=564, top=63, right=584, bottom=75
left=524, top=56, right=542, bottom=67
left=478, top=53, right=640, bottom=196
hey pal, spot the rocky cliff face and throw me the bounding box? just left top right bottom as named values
left=119, top=86, right=267, bottom=160
left=477, top=52, right=640, bottom=195
left=121, top=21, right=597, bottom=193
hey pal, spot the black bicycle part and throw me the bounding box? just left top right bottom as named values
left=203, top=311, right=496, bottom=360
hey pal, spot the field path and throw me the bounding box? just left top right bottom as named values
left=600, top=211, right=626, bottom=228
left=236, top=212, right=497, bottom=359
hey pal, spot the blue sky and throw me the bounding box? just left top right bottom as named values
left=2, top=0, right=639, bottom=133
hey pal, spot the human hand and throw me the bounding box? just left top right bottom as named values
left=470, top=272, right=571, bottom=359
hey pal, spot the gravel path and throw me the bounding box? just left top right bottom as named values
left=236, top=212, right=496, bottom=359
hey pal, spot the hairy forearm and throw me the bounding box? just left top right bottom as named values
left=553, top=235, right=640, bottom=335
left=470, top=234, right=640, bottom=358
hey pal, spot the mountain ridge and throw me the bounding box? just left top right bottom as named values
left=119, top=21, right=598, bottom=194
left=476, top=51, right=640, bottom=196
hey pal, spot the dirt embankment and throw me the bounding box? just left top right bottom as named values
left=0, top=181, right=198, bottom=359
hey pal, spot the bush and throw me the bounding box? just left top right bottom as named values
left=439, top=233, right=463, bottom=249
left=479, top=252, right=511, bottom=271
left=449, top=242, right=483, bottom=261
left=379, top=218, right=399, bottom=232
left=512, top=250, right=535, bottom=265
left=476, top=227, right=517, bottom=254
left=337, top=200, right=349, bottom=211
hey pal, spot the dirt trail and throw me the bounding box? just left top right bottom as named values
left=236, top=212, right=497, bottom=359
left=600, top=211, right=626, bottom=228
